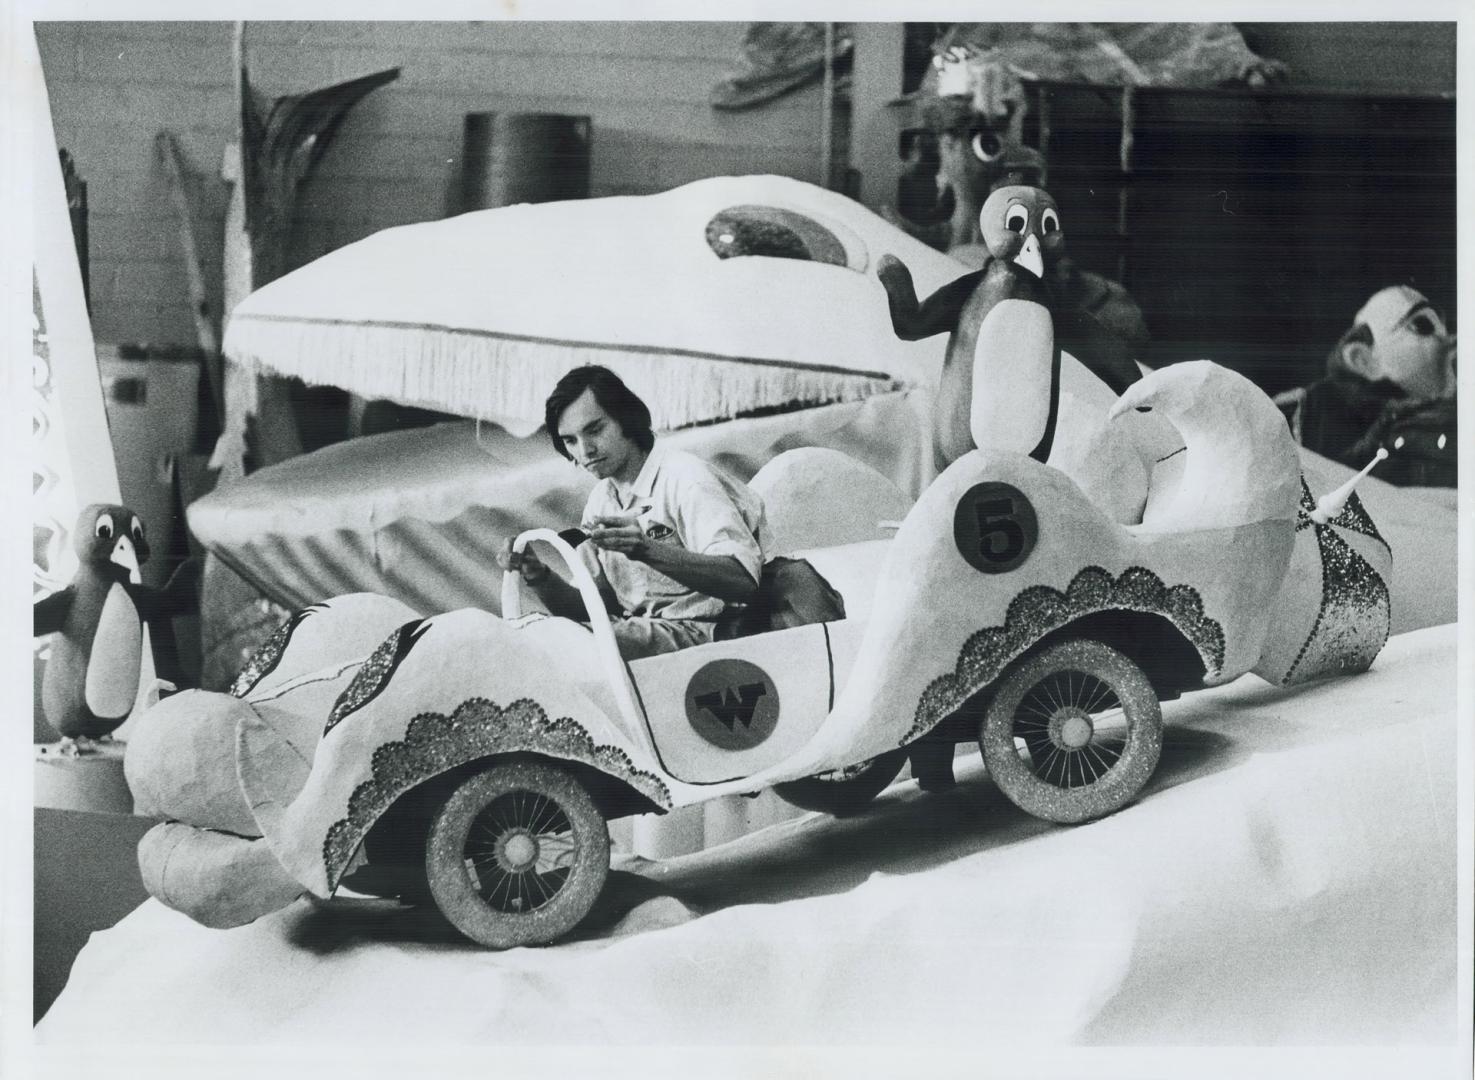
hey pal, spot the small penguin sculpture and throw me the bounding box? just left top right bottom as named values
left=878, top=185, right=1142, bottom=470
left=33, top=504, right=198, bottom=748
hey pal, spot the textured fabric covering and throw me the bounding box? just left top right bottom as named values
left=186, top=403, right=1455, bottom=639
left=186, top=393, right=931, bottom=616
left=37, top=624, right=1457, bottom=1052
left=222, top=176, right=961, bottom=433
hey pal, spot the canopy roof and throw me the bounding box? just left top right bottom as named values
left=223, top=175, right=962, bottom=434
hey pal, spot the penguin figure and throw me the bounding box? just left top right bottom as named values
left=878, top=185, right=1142, bottom=471
left=33, top=504, right=197, bottom=747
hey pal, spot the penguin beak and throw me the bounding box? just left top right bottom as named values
left=1013, top=233, right=1044, bottom=279
left=111, top=536, right=141, bottom=582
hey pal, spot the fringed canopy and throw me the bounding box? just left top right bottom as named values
left=223, top=175, right=963, bottom=434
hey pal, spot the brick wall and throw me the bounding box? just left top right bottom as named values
left=37, top=21, right=834, bottom=348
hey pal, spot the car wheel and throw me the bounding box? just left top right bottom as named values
left=772, top=749, right=908, bottom=816
left=424, top=760, right=609, bottom=948
left=979, top=639, right=1162, bottom=824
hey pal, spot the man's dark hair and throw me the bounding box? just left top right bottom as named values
left=544, top=365, right=655, bottom=459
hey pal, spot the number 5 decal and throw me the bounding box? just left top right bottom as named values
left=954, top=482, right=1038, bottom=573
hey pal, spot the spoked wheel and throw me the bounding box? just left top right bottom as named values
left=772, top=749, right=908, bottom=816
left=979, top=639, right=1162, bottom=824
left=425, top=761, right=609, bottom=948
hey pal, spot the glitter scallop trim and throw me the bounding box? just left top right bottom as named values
left=230, top=605, right=320, bottom=698
left=320, top=697, right=671, bottom=890
left=903, top=565, right=1226, bottom=744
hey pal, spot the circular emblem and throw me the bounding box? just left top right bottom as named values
left=684, top=658, right=780, bottom=750
left=953, top=482, right=1038, bottom=574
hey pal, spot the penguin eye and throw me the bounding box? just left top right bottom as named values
left=95, top=517, right=114, bottom=540
left=1004, top=205, right=1029, bottom=234
left=970, top=130, right=1003, bottom=163
left=1040, top=208, right=1061, bottom=234
left=130, top=517, right=145, bottom=542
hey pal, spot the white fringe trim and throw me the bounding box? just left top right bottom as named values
left=225, top=316, right=901, bottom=432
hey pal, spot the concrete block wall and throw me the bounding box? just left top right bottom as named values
left=37, top=20, right=836, bottom=349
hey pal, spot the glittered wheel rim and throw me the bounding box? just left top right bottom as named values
left=425, top=761, right=609, bottom=949
left=979, top=639, right=1161, bottom=825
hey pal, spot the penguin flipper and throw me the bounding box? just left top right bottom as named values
left=33, top=588, right=74, bottom=637
left=145, top=611, right=187, bottom=687
left=128, top=584, right=189, bottom=687
left=878, top=257, right=983, bottom=341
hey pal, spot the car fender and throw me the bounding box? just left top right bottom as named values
left=237, top=607, right=671, bottom=898
left=802, top=450, right=1295, bottom=768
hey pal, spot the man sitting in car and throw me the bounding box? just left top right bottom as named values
left=498, top=365, right=767, bottom=659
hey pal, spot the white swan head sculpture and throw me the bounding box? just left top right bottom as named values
left=1107, top=360, right=1302, bottom=531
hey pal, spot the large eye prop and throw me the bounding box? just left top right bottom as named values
left=1004, top=203, right=1030, bottom=234
left=971, top=130, right=1003, bottom=163
left=95, top=516, right=114, bottom=541
left=1040, top=207, right=1061, bottom=235
left=130, top=516, right=145, bottom=543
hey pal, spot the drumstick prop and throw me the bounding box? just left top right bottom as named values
left=1309, top=447, right=1389, bottom=525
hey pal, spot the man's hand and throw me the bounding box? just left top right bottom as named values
left=496, top=537, right=549, bottom=584
left=584, top=514, right=649, bottom=560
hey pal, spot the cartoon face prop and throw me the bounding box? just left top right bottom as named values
left=1352, top=285, right=1457, bottom=400
left=74, top=503, right=150, bottom=573
left=980, top=185, right=1064, bottom=279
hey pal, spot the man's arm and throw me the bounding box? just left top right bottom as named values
left=586, top=520, right=758, bottom=604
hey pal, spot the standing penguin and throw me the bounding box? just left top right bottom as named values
left=878, top=185, right=1143, bottom=471
left=33, top=504, right=197, bottom=747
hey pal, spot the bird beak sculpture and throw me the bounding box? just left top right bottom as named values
left=110, top=536, right=141, bottom=580
left=1013, top=232, right=1044, bottom=278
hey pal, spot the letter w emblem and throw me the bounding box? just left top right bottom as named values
left=694, top=681, right=769, bottom=731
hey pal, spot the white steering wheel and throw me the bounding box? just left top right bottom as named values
left=502, top=527, right=624, bottom=657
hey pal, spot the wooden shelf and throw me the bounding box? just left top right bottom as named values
left=1028, top=80, right=1455, bottom=384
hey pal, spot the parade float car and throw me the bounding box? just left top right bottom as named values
left=124, top=360, right=1393, bottom=950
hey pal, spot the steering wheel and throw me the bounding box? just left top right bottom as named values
left=501, top=527, right=628, bottom=672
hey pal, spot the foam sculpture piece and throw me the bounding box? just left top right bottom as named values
left=124, top=593, right=421, bottom=928
left=124, top=356, right=1394, bottom=946
left=200, top=175, right=967, bottom=682
left=895, top=44, right=1150, bottom=358
left=32, top=505, right=197, bottom=746
left=222, top=175, right=967, bottom=437
left=185, top=394, right=930, bottom=624
left=188, top=180, right=1169, bottom=633
left=878, top=184, right=1180, bottom=522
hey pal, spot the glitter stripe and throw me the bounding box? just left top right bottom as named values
left=323, top=620, right=432, bottom=736
left=1283, top=526, right=1391, bottom=684
left=230, top=605, right=322, bottom=698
